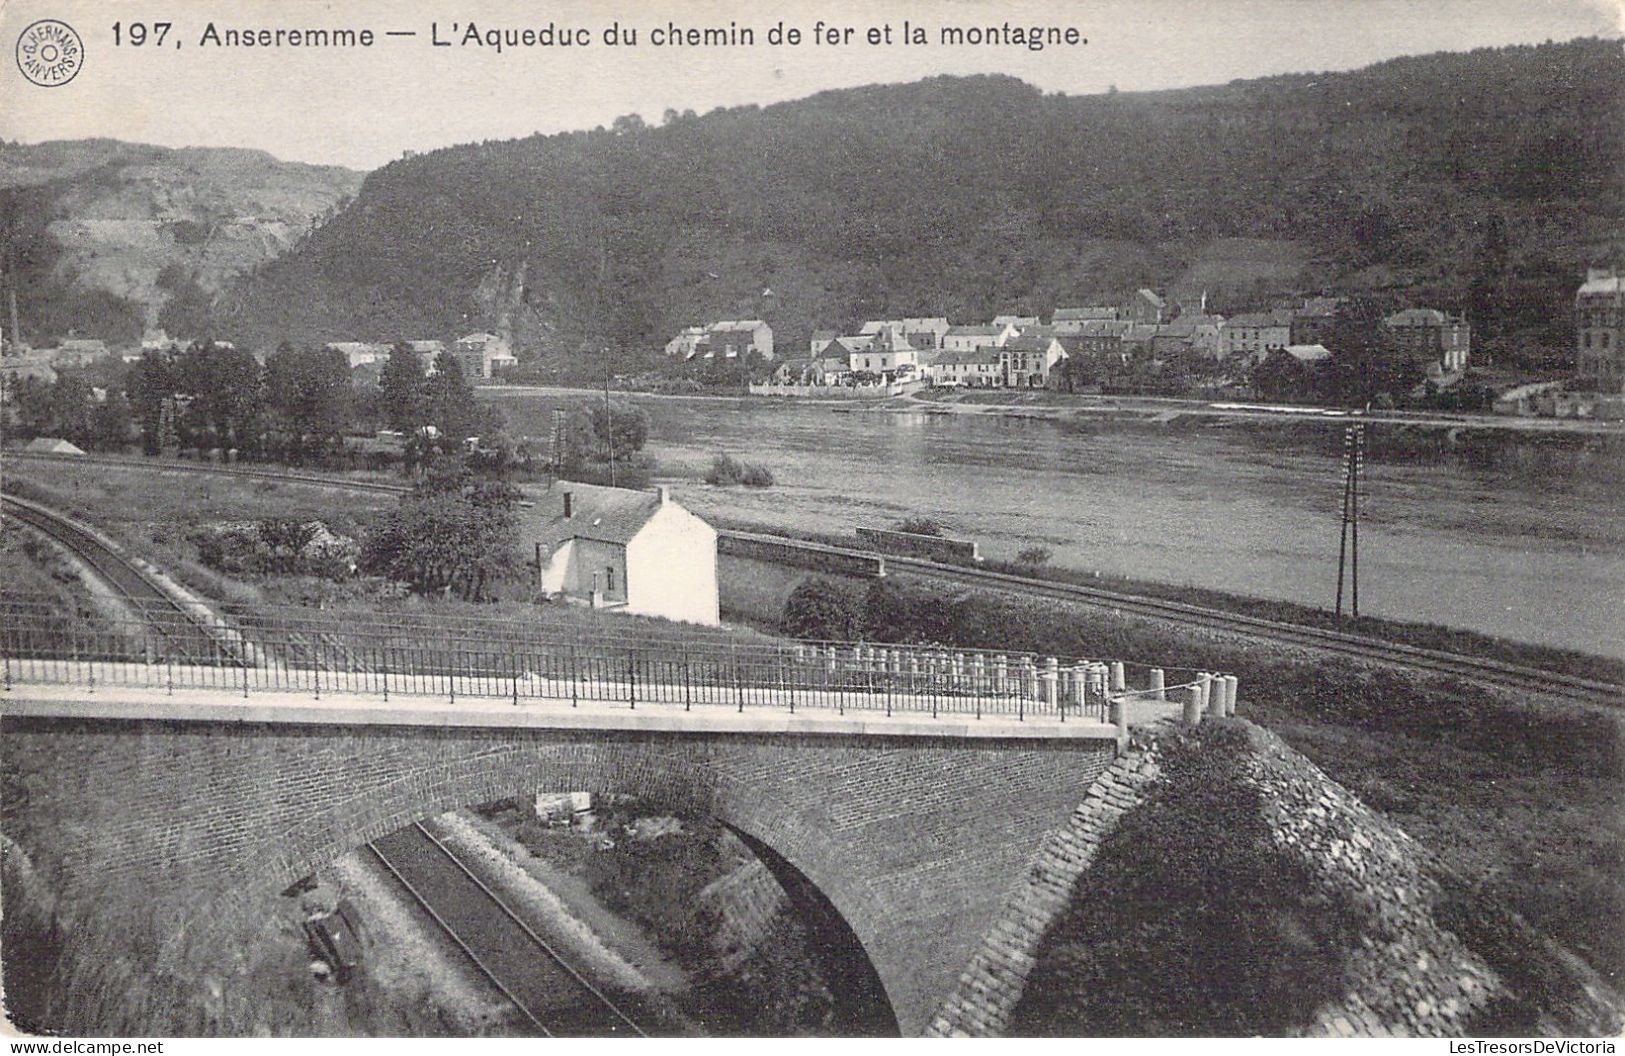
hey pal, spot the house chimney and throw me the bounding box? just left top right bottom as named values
left=656, top=485, right=669, bottom=505
left=563, top=491, right=573, bottom=518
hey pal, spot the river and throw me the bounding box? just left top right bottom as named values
left=484, top=389, right=1625, bottom=658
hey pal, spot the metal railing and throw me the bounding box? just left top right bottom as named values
left=0, top=595, right=1224, bottom=724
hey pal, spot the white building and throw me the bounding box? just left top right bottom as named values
left=941, top=323, right=1018, bottom=354
left=325, top=342, right=393, bottom=369
left=454, top=332, right=518, bottom=379
left=521, top=481, right=719, bottom=625
left=859, top=317, right=951, bottom=350
left=847, top=327, right=919, bottom=379
left=927, top=348, right=1003, bottom=387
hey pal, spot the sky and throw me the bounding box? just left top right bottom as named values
left=1, top=0, right=1620, bottom=170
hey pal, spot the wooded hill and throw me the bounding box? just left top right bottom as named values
left=218, top=37, right=1623, bottom=360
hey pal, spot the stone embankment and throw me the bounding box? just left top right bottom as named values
left=929, top=718, right=1624, bottom=1038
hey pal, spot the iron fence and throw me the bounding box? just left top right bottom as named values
left=0, top=596, right=1221, bottom=723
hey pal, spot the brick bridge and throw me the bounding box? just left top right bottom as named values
left=1, top=685, right=1141, bottom=1036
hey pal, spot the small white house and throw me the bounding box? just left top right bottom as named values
left=521, top=481, right=719, bottom=625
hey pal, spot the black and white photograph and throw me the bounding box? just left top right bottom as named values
left=0, top=0, right=1621, bottom=1042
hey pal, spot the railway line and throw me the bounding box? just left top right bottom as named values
left=367, top=821, right=648, bottom=1038
left=1, top=491, right=223, bottom=661
left=6, top=449, right=1619, bottom=705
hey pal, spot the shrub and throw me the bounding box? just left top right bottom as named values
left=706, top=453, right=774, bottom=487
left=781, top=577, right=866, bottom=640
left=896, top=518, right=943, bottom=536
left=1016, top=546, right=1053, bottom=567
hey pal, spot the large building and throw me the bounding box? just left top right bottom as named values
left=452, top=332, right=517, bottom=379
left=521, top=481, right=719, bottom=625
left=1219, top=311, right=1293, bottom=363
left=1576, top=268, right=1624, bottom=393
left=1383, top=309, right=1470, bottom=374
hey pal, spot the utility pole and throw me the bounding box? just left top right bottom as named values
left=602, top=344, right=616, bottom=487
left=1334, top=424, right=1364, bottom=620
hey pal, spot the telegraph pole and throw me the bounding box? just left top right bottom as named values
left=602, top=345, right=616, bottom=487
left=1334, top=424, right=1365, bottom=620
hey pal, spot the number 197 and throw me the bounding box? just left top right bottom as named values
left=111, top=22, right=172, bottom=46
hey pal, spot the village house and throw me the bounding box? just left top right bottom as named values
left=848, top=327, right=919, bottom=380
left=808, top=329, right=839, bottom=355
left=405, top=339, right=448, bottom=373
left=705, top=320, right=774, bottom=360
left=47, top=339, right=111, bottom=368
left=860, top=318, right=951, bottom=350
left=1290, top=297, right=1346, bottom=346
left=453, top=332, right=518, bottom=379
left=1051, top=306, right=1120, bottom=334
left=941, top=323, right=1018, bottom=354
left=1120, top=289, right=1167, bottom=325
left=665, top=326, right=709, bottom=359
left=1064, top=319, right=1134, bottom=363
left=324, top=342, right=392, bottom=369
left=520, top=481, right=719, bottom=626
left=926, top=347, right=1003, bottom=387
left=772, top=353, right=849, bottom=386
left=999, top=333, right=1068, bottom=388
left=1575, top=268, right=1623, bottom=393
left=1219, top=311, right=1294, bottom=363
left=990, top=314, right=1040, bottom=331
left=1383, top=308, right=1470, bottom=373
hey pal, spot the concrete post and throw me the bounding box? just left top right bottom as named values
left=1070, top=665, right=1087, bottom=709
left=1024, top=658, right=1039, bottom=701
left=1225, top=674, right=1239, bottom=715
left=1183, top=683, right=1203, bottom=724
left=952, top=653, right=965, bottom=681
left=970, top=654, right=985, bottom=689
left=1109, top=661, right=1126, bottom=693
left=825, top=646, right=838, bottom=674
left=1149, top=667, right=1165, bottom=701
left=1042, top=657, right=1059, bottom=710
left=994, top=655, right=1007, bottom=694
left=1111, top=695, right=1130, bottom=737
left=1197, top=672, right=1212, bottom=715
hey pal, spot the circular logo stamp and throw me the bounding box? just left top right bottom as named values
left=16, top=19, right=83, bottom=87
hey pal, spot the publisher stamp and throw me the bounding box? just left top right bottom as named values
left=15, top=18, right=82, bottom=87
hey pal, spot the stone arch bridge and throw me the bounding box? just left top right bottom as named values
left=2, top=690, right=1129, bottom=1035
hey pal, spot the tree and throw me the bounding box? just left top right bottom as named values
left=47, top=373, right=96, bottom=447
left=379, top=342, right=427, bottom=432
left=360, top=475, right=521, bottom=601
left=177, top=340, right=262, bottom=452
left=264, top=344, right=350, bottom=463
left=133, top=349, right=175, bottom=455
left=423, top=351, right=482, bottom=441
left=90, top=389, right=132, bottom=451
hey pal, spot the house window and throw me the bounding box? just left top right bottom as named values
left=606, top=566, right=616, bottom=593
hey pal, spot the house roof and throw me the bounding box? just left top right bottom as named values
left=1385, top=308, right=1453, bottom=327
left=1003, top=335, right=1059, bottom=353
left=24, top=437, right=84, bottom=454
left=945, top=325, right=1005, bottom=337
left=522, top=481, right=670, bottom=549
left=1070, top=320, right=1133, bottom=337
left=810, top=329, right=837, bottom=342
left=405, top=340, right=446, bottom=353
left=1053, top=307, right=1118, bottom=321
left=709, top=320, right=767, bottom=332
left=1579, top=272, right=1623, bottom=296
left=1285, top=344, right=1333, bottom=363
left=458, top=332, right=503, bottom=344
left=1225, top=312, right=1293, bottom=329
left=1135, top=289, right=1166, bottom=308
left=991, top=315, right=1039, bottom=327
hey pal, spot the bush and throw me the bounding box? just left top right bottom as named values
left=895, top=518, right=943, bottom=536
left=706, top=453, right=773, bottom=487
left=1016, top=546, right=1053, bottom=567
left=781, top=577, right=866, bottom=640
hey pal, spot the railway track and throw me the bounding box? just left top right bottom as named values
left=8, top=449, right=1620, bottom=705
left=367, top=821, right=648, bottom=1038
left=1, top=492, right=222, bottom=661
left=883, top=555, right=1624, bottom=706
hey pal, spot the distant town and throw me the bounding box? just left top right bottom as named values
left=4, top=268, right=1621, bottom=431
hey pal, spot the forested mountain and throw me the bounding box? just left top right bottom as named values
left=0, top=140, right=362, bottom=345
left=219, top=36, right=1622, bottom=358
